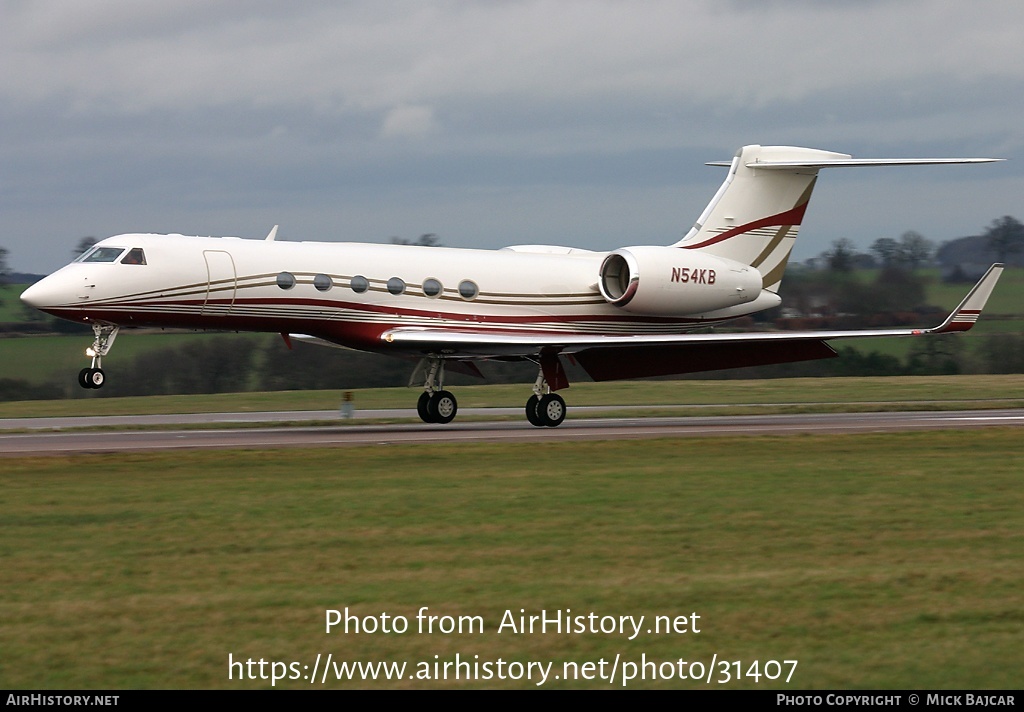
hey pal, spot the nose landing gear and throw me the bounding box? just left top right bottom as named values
left=78, top=323, right=119, bottom=389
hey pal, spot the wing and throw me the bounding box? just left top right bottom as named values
left=378, top=264, right=1004, bottom=380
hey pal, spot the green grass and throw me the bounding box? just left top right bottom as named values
left=834, top=267, right=1023, bottom=315
left=1, top=430, right=1021, bottom=688
left=844, top=320, right=1022, bottom=359
left=800, top=267, right=1024, bottom=361
left=920, top=266, right=1024, bottom=315
left=0, top=283, right=32, bottom=322
left=0, top=332, right=275, bottom=385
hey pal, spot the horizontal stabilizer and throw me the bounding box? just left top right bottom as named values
left=707, top=157, right=1003, bottom=168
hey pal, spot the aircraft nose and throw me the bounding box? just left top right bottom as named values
left=20, top=275, right=71, bottom=310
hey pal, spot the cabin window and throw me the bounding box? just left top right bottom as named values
left=276, top=272, right=296, bottom=290
left=458, top=280, right=479, bottom=300
left=387, top=277, right=406, bottom=295
left=81, top=247, right=126, bottom=263
left=422, top=278, right=442, bottom=297
left=120, top=248, right=147, bottom=265
left=350, top=275, right=369, bottom=293
left=313, top=274, right=333, bottom=292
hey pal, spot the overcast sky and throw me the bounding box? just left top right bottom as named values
left=3, top=0, right=1022, bottom=273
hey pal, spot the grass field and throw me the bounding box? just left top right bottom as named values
left=1, top=430, right=1021, bottom=689
left=0, top=284, right=33, bottom=322
left=916, top=267, right=1023, bottom=315
left=0, top=331, right=271, bottom=386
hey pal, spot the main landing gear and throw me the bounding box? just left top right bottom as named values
left=78, top=323, right=119, bottom=390
left=411, top=357, right=568, bottom=427
left=415, top=358, right=459, bottom=424
left=525, top=364, right=566, bottom=427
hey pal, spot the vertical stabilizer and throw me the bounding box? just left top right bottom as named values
left=675, top=145, right=848, bottom=292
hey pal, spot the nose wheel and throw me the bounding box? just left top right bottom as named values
left=79, top=368, right=106, bottom=389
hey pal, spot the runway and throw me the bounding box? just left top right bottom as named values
left=2, top=408, right=1023, bottom=455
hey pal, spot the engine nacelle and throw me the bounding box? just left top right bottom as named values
left=598, top=246, right=763, bottom=316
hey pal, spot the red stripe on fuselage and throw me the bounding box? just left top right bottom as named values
left=41, top=297, right=735, bottom=352
left=47, top=296, right=730, bottom=327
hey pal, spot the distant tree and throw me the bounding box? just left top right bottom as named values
left=873, top=266, right=926, bottom=311
left=0, top=246, right=8, bottom=306
left=104, top=336, right=260, bottom=397
left=978, top=334, right=1024, bottom=373
left=73, top=237, right=97, bottom=257
left=870, top=237, right=902, bottom=268
left=851, top=252, right=878, bottom=270
left=0, top=246, right=10, bottom=284
left=906, top=334, right=963, bottom=375
left=898, top=230, right=933, bottom=270
left=870, top=232, right=932, bottom=270
left=390, top=233, right=441, bottom=247
left=823, top=238, right=858, bottom=272
left=984, top=216, right=1024, bottom=262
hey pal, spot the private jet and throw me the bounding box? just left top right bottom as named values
left=21, top=145, right=1004, bottom=426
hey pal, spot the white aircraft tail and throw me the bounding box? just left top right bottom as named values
left=675, top=145, right=1001, bottom=293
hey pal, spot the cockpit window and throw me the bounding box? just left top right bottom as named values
left=81, top=247, right=126, bottom=263
left=120, top=248, right=147, bottom=265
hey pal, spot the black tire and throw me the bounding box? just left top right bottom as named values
left=79, top=368, right=93, bottom=389
left=538, top=393, right=566, bottom=427
left=525, top=395, right=545, bottom=426
left=417, top=392, right=434, bottom=423
left=428, top=390, right=458, bottom=424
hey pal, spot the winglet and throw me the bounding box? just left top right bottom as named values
left=925, top=264, right=1004, bottom=334
left=265, top=225, right=279, bottom=241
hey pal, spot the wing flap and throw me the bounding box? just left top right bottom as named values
left=575, top=340, right=838, bottom=381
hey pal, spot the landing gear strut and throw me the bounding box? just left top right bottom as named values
left=414, top=358, right=458, bottom=424
left=79, top=323, right=119, bottom=390
left=525, top=364, right=566, bottom=427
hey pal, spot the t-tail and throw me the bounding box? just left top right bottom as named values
left=674, top=145, right=1002, bottom=293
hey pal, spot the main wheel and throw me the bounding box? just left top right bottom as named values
left=428, top=390, right=458, bottom=424
left=525, top=395, right=545, bottom=426
left=538, top=393, right=566, bottom=427
left=416, top=391, right=434, bottom=423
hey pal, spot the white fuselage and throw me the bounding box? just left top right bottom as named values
left=23, top=233, right=765, bottom=355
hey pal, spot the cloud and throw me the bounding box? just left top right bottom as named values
left=6, top=1, right=1024, bottom=120
left=380, top=105, right=436, bottom=138
left=1, top=0, right=1022, bottom=272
